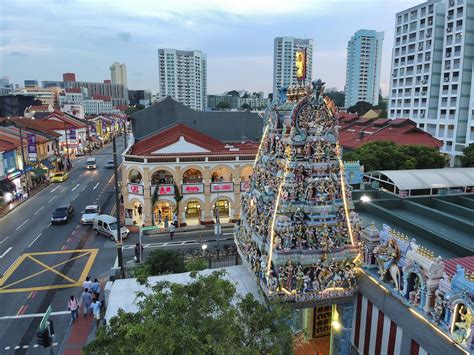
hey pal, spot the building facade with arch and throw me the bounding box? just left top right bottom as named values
left=121, top=123, right=258, bottom=227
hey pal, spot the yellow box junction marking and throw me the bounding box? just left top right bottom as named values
left=0, top=249, right=98, bottom=293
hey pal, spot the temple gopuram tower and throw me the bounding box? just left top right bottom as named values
left=235, top=80, right=361, bottom=354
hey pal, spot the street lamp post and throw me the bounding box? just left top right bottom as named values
left=63, top=121, right=70, bottom=158
left=215, top=190, right=221, bottom=259
left=112, top=136, right=124, bottom=277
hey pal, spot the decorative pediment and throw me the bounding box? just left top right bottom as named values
left=152, top=136, right=210, bottom=154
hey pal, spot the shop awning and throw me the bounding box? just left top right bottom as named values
left=31, top=167, right=48, bottom=177
left=41, top=160, right=55, bottom=170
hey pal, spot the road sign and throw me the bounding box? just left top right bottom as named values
left=39, top=305, right=52, bottom=330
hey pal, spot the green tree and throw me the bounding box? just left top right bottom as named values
left=227, top=90, right=240, bottom=97
left=84, top=271, right=292, bottom=354
left=125, top=104, right=145, bottom=116
left=324, top=91, right=345, bottom=108
left=241, top=103, right=251, bottom=110
left=216, top=101, right=231, bottom=110
left=343, top=141, right=446, bottom=171
left=143, top=249, right=186, bottom=276
left=347, top=101, right=374, bottom=116
left=460, top=144, right=474, bottom=167
left=374, top=95, right=388, bottom=118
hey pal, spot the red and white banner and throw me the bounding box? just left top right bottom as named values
left=352, top=293, right=428, bottom=355
left=128, top=183, right=144, bottom=195
left=151, top=184, right=175, bottom=196
left=240, top=181, right=250, bottom=191
left=210, top=182, right=234, bottom=193
left=182, top=183, right=204, bottom=194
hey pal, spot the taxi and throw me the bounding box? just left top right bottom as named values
left=51, top=171, right=69, bottom=183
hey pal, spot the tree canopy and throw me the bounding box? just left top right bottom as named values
left=346, top=101, right=374, bottom=116
left=125, top=104, right=145, bottom=116
left=227, top=90, right=240, bottom=97
left=460, top=144, right=474, bottom=167
left=324, top=91, right=345, bottom=108
left=216, top=101, right=231, bottom=109
left=241, top=103, right=251, bottom=110
left=343, top=141, right=447, bottom=171
left=84, top=271, right=293, bottom=354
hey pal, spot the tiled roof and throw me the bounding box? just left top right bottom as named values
left=131, top=123, right=259, bottom=156
left=338, top=117, right=443, bottom=150
left=9, top=117, right=61, bottom=138
left=444, top=256, right=474, bottom=276
left=29, top=105, right=50, bottom=111
left=42, top=112, right=87, bottom=129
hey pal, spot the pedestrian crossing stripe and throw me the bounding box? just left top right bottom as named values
left=0, top=249, right=98, bottom=293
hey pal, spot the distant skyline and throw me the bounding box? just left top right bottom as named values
left=1, top=0, right=424, bottom=95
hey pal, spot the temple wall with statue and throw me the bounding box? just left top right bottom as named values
left=357, top=223, right=473, bottom=354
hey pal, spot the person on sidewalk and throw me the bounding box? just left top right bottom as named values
left=81, top=288, right=93, bottom=317
left=173, top=212, right=178, bottom=227
left=91, top=278, right=101, bottom=300
left=83, top=276, right=92, bottom=291
left=169, top=223, right=175, bottom=240
left=91, top=298, right=102, bottom=329
left=68, top=295, right=79, bottom=324
left=164, top=216, right=169, bottom=229
left=134, top=243, right=144, bottom=263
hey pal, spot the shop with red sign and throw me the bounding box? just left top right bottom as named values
left=182, top=183, right=204, bottom=194
left=210, top=182, right=234, bottom=193
left=128, top=183, right=144, bottom=195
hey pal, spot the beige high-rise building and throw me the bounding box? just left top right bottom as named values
left=110, top=62, right=128, bottom=87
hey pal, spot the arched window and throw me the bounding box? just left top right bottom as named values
left=183, top=168, right=203, bottom=183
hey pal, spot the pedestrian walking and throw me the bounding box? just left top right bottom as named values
left=137, top=205, right=142, bottom=217
left=68, top=295, right=79, bottom=323
left=169, top=223, right=175, bottom=240
left=81, top=288, right=93, bottom=317
left=82, top=276, right=92, bottom=291
left=158, top=210, right=162, bottom=224
left=173, top=212, right=178, bottom=227
left=164, top=216, right=169, bottom=229
left=134, top=242, right=144, bottom=263
left=91, top=299, right=102, bottom=328
left=91, top=278, right=100, bottom=300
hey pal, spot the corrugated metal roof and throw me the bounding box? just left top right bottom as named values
left=444, top=256, right=474, bottom=276
left=371, top=168, right=474, bottom=190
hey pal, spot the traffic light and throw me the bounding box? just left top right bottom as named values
left=36, top=328, right=51, bottom=348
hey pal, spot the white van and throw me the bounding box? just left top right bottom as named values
left=86, top=157, right=97, bottom=169
left=93, top=215, right=129, bottom=241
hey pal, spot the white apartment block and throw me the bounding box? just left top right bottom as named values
left=158, top=49, right=207, bottom=111
left=83, top=99, right=114, bottom=115
left=345, top=30, right=384, bottom=108
left=389, top=0, right=474, bottom=164
left=110, top=62, right=128, bottom=87
left=273, top=37, right=313, bottom=101
left=59, top=92, right=84, bottom=105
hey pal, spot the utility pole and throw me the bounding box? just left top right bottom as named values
left=18, top=125, right=30, bottom=197
left=63, top=121, right=70, bottom=158
left=113, top=136, right=124, bottom=278
left=123, top=119, right=127, bottom=148
left=215, top=190, right=221, bottom=259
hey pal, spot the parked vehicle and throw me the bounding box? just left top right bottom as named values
left=51, top=171, right=69, bottom=183
left=93, top=214, right=129, bottom=241
left=51, top=204, right=74, bottom=224
left=86, top=158, right=97, bottom=169
left=81, top=204, right=101, bottom=224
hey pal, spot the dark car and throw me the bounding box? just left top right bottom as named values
left=51, top=205, right=74, bottom=224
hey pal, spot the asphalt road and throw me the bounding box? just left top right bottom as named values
left=0, top=139, right=126, bottom=354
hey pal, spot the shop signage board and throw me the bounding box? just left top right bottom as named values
left=240, top=181, right=250, bottom=191
left=182, top=183, right=204, bottom=194
left=69, top=128, right=76, bottom=140
left=157, top=184, right=175, bottom=195
left=128, top=183, right=144, bottom=195
left=27, top=133, right=37, bottom=162
left=210, top=182, right=234, bottom=193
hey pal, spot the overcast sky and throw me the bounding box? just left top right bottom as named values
left=1, top=0, right=423, bottom=96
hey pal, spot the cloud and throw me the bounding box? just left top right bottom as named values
left=8, top=52, right=28, bottom=57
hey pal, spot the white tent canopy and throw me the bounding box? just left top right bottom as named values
left=365, top=168, right=474, bottom=191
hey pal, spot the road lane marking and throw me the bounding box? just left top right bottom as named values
left=33, top=206, right=45, bottom=215
left=0, top=249, right=98, bottom=293
left=0, top=310, right=70, bottom=320
left=28, top=233, right=42, bottom=248
left=48, top=196, right=57, bottom=203
left=26, top=255, right=76, bottom=283
left=0, top=236, right=9, bottom=244
left=81, top=185, right=87, bottom=192
left=72, top=183, right=80, bottom=191
left=16, top=305, right=28, bottom=316
left=51, top=186, right=60, bottom=193
left=15, top=219, right=29, bottom=231
left=0, top=247, right=13, bottom=258
left=72, top=193, right=80, bottom=201
left=47, top=222, right=51, bottom=228
left=4, top=346, right=10, bottom=350
left=93, top=182, right=100, bottom=190
left=2, top=255, right=21, bottom=277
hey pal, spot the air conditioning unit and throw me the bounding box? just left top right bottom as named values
left=447, top=27, right=452, bottom=32
left=446, top=52, right=451, bottom=57
left=449, top=0, right=455, bottom=6
left=426, top=32, right=431, bottom=38
left=447, top=15, right=453, bottom=20
left=420, top=113, right=425, bottom=118
left=422, top=80, right=427, bottom=84
left=444, top=77, right=450, bottom=82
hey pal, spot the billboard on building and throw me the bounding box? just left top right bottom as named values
left=27, top=134, right=37, bottom=162
left=295, top=49, right=306, bottom=81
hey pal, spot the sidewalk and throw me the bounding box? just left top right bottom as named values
left=0, top=182, right=49, bottom=218
left=61, top=310, right=95, bottom=355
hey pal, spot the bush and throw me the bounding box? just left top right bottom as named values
left=185, top=258, right=208, bottom=272
left=144, top=249, right=186, bottom=276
